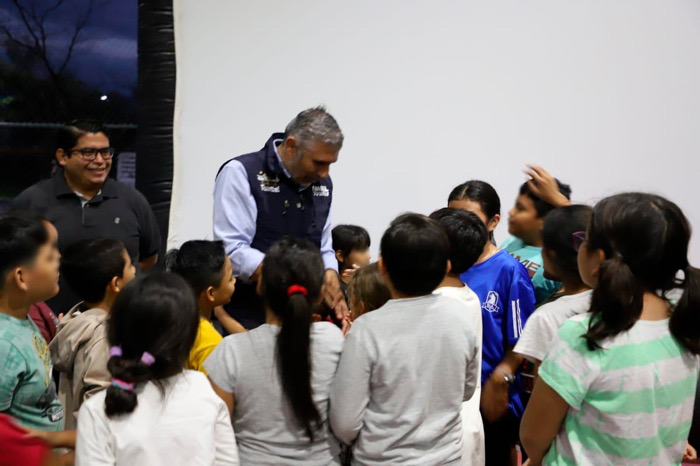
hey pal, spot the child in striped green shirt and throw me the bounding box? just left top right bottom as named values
left=520, top=193, right=700, bottom=465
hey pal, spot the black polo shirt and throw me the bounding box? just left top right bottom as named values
left=11, top=170, right=161, bottom=313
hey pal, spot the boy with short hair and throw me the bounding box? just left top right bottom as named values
left=49, top=237, right=136, bottom=429
left=502, top=176, right=571, bottom=302
left=332, top=225, right=371, bottom=285
left=330, top=214, right=480, bottom=465
left=430, top=208, right=488, bottom=466
left=165, top=240, right=242, bottom=373
left=0, top=212, right=64, bottom=431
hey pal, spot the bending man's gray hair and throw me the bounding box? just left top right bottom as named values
left=284, top=106, right=344, bottom=152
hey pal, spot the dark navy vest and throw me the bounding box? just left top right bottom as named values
left=216, top=133, right=333, bottom=329
left=218, top=132, right=332, bottom=253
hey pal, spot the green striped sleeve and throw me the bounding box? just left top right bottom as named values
left=560, top=416, right=691, bottom=460
left=539, top=319, right=598, bottom=409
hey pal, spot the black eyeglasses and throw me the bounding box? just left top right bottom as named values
left=70, top=147, right=115, bottom=161
left=572, top=231, right=586, bottom=252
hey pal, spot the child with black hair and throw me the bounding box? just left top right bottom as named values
left=0, top=212, right=63, bottom=431
left=50, top=237, right=135, bottom=430
left=332, top=225, right=372, bottom=286
left=205, top=237, right=344, bottom=464
left=521, top=193, right=700, bottom=465
left=76, top=273, right=239, bottom=465
left=501, top=167, right=572, bottom=303
left=330, top=214, right=480, bottom=464
left=0, top=211, right=62, bottom=345
left=165, top=240, right=242, bottom=373
left=449, top=180, right=536, bottom=466
left=429, top=208, right=488, bottom=466
left=514, top=205, right=593, bottom=367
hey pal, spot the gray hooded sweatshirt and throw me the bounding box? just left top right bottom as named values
left=49, top=303, right=111, bottom=430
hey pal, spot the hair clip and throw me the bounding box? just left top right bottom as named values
left=140, top=352, right=156, bottom=367
left=109, top=346, right=123, bottom=357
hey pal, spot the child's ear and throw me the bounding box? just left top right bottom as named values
left=110, top=276, right=121, bottom=293
left=591, top=249, right=606, bottom=278
left=488, top=214, right=501, bottom=232
left=12, top=267, right=28, bottom=292
left=335, top=250, right=345, bottom=264
left=445, top=259, right=452, bottom=276
left=205, top=286, right=216, bottom=303
left=377, top=257, right=389, bottom=278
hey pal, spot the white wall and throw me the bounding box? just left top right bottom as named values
left=172, top=0, right=700, bottom=263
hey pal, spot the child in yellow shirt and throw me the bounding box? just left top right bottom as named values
left=166, top=240, right=244, bottom=373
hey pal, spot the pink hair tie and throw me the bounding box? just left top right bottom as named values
left=109, top=346, right=123, bottom=357
left=140, top=352, right=156, bottom=367
left=111, top=378, right=135, bottom=392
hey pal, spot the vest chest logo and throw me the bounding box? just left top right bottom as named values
left=312, top=185, right=330, bottom=197
left=257, top=172, right=280, bottom=193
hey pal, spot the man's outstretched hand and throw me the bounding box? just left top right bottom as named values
left=323, top=269, right=349, bottom=322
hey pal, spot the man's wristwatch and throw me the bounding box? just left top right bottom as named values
left=495, top=367, right=516, bottom=384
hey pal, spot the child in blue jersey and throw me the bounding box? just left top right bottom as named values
left=449, top=180, right=536, bottom=466
left=501, top=166, right=572, bottom=303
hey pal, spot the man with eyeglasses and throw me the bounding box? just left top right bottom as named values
left=11, top=119, right=161, bottom=315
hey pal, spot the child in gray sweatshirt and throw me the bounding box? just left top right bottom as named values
left=330, top=214, right=480, bottom=465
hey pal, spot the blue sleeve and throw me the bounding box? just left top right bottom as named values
left=212, top=161, right=265, bottom=281
left=319, top=211, right=337, bottom=272
left=504, top=266, right=536, bottom=346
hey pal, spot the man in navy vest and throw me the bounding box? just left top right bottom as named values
left=213, top=107, right=348, bottom=329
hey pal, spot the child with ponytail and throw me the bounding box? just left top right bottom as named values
left=205, top=237, right=344, bottom=465
left=76, top=273, right=239, bottom=465
left=521, top=193, right=700, bottom=465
